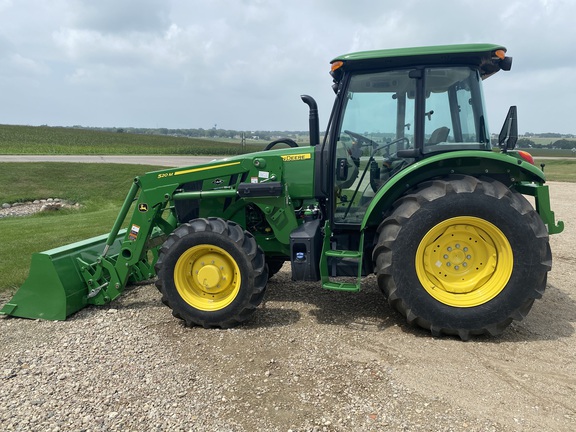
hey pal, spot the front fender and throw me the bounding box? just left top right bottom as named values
left=361, top=150, right=548, bottom=230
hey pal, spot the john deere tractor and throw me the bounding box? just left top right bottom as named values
left=1, top=44, right=564, bottom=340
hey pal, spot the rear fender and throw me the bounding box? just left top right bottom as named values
left=360, top=150, right=548, bottom=230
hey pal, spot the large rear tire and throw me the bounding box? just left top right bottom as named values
left=373, top=175, right=551, bottom=340
left=155, top=218, right=267, bottom=328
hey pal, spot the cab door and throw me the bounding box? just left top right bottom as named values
left=331, top=69, right=417, bottom=226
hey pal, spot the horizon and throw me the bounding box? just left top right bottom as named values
left=2, top=123, right=575, bottom=139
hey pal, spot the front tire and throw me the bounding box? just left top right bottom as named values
left=373, top=175, right=551, bottom=340
left=155, top=218, right=268, bottom=328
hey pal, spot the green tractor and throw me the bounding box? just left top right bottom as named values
left=1, top=44, right=564, bottom=340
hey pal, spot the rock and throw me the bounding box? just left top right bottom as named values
left=40, top=203, right=62, bottom=212
left=0, top=198, right=77, bottom=218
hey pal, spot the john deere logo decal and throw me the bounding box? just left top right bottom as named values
left=281, top=153, right=311, bottom=162
left=139, top=203, right=148, bottom=212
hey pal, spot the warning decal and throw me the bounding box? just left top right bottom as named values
left=129, top=224, right=140, bottom=241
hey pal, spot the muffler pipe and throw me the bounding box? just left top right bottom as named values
left=301, top=95, right=320, bottom=147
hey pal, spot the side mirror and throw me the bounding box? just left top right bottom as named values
left=498, top=106, right=518, bottom=151
left=500, top=56, right=513, bottom=71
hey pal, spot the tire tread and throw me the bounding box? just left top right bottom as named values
left=373, top=175, right=551, bottom=340
left=155, top=217, right=267, bottom=328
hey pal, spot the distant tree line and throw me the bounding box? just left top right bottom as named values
left=517, top=138, right=576, bottom=150
left=72, top=126, right=309, bottom=142
left=70, top=125, right=576, bottom=149
left=524, top=132, right=576, bottom=139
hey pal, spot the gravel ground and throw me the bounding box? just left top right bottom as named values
left=1, top=181, right=574, bottom=432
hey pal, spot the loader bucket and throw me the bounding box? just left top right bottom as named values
left=0, top=230, right=126, bottom=321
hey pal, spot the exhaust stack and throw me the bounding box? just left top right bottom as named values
left=301, top=95, right=320, bottom=146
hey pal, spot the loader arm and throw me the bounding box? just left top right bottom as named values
left=1, top=153, right=303, bottom=320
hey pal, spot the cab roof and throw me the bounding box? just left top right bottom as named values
left=331, top=43, right=509, bottom=79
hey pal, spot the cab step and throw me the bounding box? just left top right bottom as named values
left=319, top=222, right=364, bottom=293
left=324, top=249, right=362, bottom=259
left=322, top=281, right=361, bottom=292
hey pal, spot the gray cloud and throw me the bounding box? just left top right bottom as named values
left=0, top=0, right=574, bottom=132
left=67, top=0, right=170, bottom=34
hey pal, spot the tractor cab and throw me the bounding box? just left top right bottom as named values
left=323, top=44, right=511, bottom=225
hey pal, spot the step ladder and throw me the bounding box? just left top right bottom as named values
left=319, top=221, right=363, bottom=292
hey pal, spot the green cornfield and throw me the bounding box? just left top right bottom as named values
left=0, top=124, right=266, bottom=156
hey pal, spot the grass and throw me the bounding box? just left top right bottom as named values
left=534, top=158, right=576, bottom=182
left=0, top=163, right=164, bottom=290
left=0, top=124, right=266, bottom=156
left=528, top=148, right=576, bottom=158
left=0, top=162, right=159, bottom=203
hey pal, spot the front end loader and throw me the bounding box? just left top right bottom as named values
left=1, top=44, right=564, bottom=339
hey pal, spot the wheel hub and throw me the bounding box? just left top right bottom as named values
left=423, top=224, right=498, bottom=294
left=174, top=246, right=240, bottom=311
left=197, top=265, right=223, bottom=290
left=416, top=217, right=513, bottom=307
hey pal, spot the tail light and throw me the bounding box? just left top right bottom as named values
left=517, top=150, right=534, bottom=165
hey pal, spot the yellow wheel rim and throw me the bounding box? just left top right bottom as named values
left=174, top=245, right=241, bottom=311
left=415, top=216, right=513, bottom=308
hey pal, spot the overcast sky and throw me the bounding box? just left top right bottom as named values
left=0, top=0, right=574, bottom=134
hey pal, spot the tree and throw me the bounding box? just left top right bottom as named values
left=551, top=139, right=576, bottom=150
left=516, top=138, right=535, bottom=148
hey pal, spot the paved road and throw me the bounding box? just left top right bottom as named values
left=0, top=155, right=219, bottom=167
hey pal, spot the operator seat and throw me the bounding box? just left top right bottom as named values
left=427, top=126, right=450, bottom=145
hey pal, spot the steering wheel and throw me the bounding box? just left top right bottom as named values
left=264, top=138, right=299, bottom=151
left=345, top=130, right=410, bottom=157
left=344, top=129, right=378, bottom=146
left=343, top=131, right=411, bottom=197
